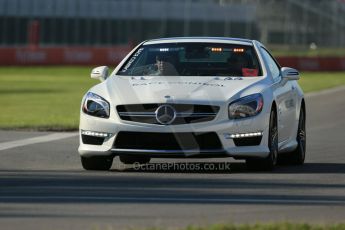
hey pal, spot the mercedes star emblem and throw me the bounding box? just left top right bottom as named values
left=155, top=105, right=176, bottom=125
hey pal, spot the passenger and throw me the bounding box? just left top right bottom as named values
left=227, top=54, right=249, bottom=76
left=227, top=53, right=258, bottom=76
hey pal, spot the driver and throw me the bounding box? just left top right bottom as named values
left=150, top=55, right=178, bottom=76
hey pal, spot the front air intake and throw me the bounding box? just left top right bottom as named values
left=233, top=136, right=262, bottom=146
left=114, top=132, right=222, bottom=151
left=82, top=135, right=105, bottom=145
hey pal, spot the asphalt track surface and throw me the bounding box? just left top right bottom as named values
left=1, top=87, right=345, bottom=230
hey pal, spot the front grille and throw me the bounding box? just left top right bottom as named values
left=116, top=104, right=219, bottom=125
left=233, top=136, right=262, bottom=146
left=114, top=132, right=222, bottom=151
left=82, top=135, right=105, bottom=145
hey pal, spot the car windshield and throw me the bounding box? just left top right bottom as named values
left=118, top=42, right=262, bottom=77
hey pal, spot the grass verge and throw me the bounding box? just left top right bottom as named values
left=0, top=67, right=344, bottom=130
left=299, top=72, right=345, bottom=93
left=182, top=223, right=345, bottom=230
left=0, top=67, right=94, bottom=130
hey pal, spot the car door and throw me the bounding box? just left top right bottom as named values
left=260, top=47, right=296, bottom=143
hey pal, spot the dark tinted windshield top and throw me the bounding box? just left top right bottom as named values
left=118, top=43, right=262, bottom=77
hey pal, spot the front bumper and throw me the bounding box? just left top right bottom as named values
left=78, top=110, right=270, bottom=159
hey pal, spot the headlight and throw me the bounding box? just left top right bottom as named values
left=228, top=93, right=263, bottom=119
left=82, top=92, right=110, bottom=118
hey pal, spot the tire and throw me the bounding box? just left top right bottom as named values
left=81, top=156, right=113, bottom=171
left=246, top=109, right=278, bottom=171
left=119, top=155, right=151, bottom=165
left=278, top=107, right=306, bottom=165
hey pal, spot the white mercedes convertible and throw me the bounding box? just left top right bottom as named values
left=79, top=37, right=306, bottom=171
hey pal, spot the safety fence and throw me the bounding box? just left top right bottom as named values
left=0, top=46, right=131, bottom=66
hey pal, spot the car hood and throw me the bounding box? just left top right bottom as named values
left=93, top=75, right=266, bottom=105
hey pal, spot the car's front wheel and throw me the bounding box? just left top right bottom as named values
left=278, top=107, right=306, bottom=165
left=246, top=109, right=278, bottom=171
left=81, top=156, right=113, bottom=170
left=119, top=155, right=151, bottom=165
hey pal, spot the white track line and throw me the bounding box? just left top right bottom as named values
left=0, top=132, right=78, bottom=151
left=306, top=85, right=345, bottom=98
left=0, top=195, right=344, bottom=205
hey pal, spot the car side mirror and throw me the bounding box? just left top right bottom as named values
left=281, top=67, right=300, bottom=81
left=91, top=66, right=109, bottom=82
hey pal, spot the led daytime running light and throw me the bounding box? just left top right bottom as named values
left=81, top=130, right=111, bottom=138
